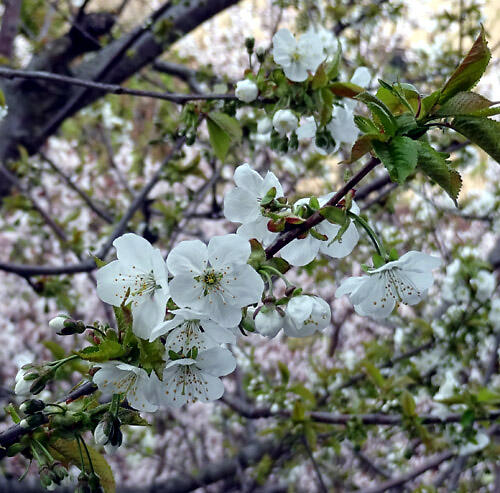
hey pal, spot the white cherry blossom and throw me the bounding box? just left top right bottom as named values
left=93, top=361, right=158, bottom=412
left=96, top=234, right=169, bottom=339
left=224, top=163, right=284, bottom=247
left=280, top=194, right=360, bottom=266
left=470, top=270, right=496, bottom=302
left=167, top=234, right=264, bottom=326
left=272, top=28, right=325, bottom=82
left=235, top=79, right=258, bottom=103
left=148, top=307, right=238, bottom=349
left=15, top=367, right=35, bottom=396
left=272, top=109, right=298, bottom=136
left=283, top=295, right=331, bottom=337
left=159, top=347, right=236, bottom=407
left=326, top=106, right=359, bottom=149
left=336, top=251, right=442, bottom=319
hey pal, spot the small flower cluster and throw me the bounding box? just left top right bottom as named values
left=234, top=27, right=372, bottom=154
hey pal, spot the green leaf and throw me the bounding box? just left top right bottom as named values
left=435, top=91, right=493, bottom=117
left=319, top=206, right=347, bottom=224
left=400, top=391, right=417, bottom=417
left=376, top=85, right=419, bottom=115
left=372, top=136, right=418, bottom=184
left=354, top=116, right=380, bottom=135
left=207, top=117, right=231, bottom=162
left=439, top=27, right=491, bottom=103
left=311, top=64, right=328, bottom=89
left=420, top=90, right=441, bottom=118
left=277, top=361, right=290, bottom=384
left=49, top=439, right=115, bottom=493
left=248, top=239, right=266, bottom=269
left=356, top=92, right=398, bottom=136
left=451, top=115, right=500, bottom=164
left=207, top=112, right=242, bottom=142
left=43, top=340, right=66, bottom=360
left=289, top=383, right=316, bottom=405
left=415, top=141, right=462, bottom=205
left=265, top=257, right=290, bottom=274
left=363, top=361, right=386, bottom=390
left=77, top=340, right=125, bottom=362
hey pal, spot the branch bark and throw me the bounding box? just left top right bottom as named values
left=0, top=0, right=240, bottom=197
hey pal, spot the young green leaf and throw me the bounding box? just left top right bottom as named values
left=415, top=141, right=462, bottom=205
left=356, top=92, right=398, bottom=136
left=207, top=117, right=231, bottom=162
left=435, top=91, right=493, bottom=116
left=319, top=206, right=347, bottom=225
left=439, top=26, right=491, bottom=104
left=451, top=115, right=500, bottom=164
left=372, top=136, right=418, bottom=184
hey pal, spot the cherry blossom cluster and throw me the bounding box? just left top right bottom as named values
left=60, top=162, right=443, bottom=417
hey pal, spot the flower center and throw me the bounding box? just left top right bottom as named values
left=131, top=270, right=161, bottom=299
left=292, top=50, right=301, bottom=62
left=197, top=268, right=224, bottom=296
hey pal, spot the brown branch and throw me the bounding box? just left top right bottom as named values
left=265, top=157, right=380, bottom=258
left=0, top=67, right=239, bottom=104
left=0, top=136, right=186, bottom=277
left=355, top=451, right=454, bottom=493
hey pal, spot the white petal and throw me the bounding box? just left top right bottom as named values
left=355, top=275, right=396, bottom=318
left=151, top=248, right=169, bottom=288
left=272, top=29, right=295, bottom=66
left=196, top=347, right=236, bottom=376
left=96, top=260, right=134, bottom=306
left=128, top=376, right=158, bottom=412
left=224, top=188, right=260, bottom=223
left=296, top=117, right=317, bottom=141
left=169, top=274, right=204, bottom=309
left=351, top=67, right=371, bottom=87
left=201, top=320, right=237, bottom=344
left=161, top=366, right=188, bottom=407
left=202, top=295, right=244, bottom=327
left=318, top=220, right=359, bottom=258
left=113, top=233, right=154, bottom=272
left=336, top=275, right=366, bottom=299
left=280, top=236, right=320, bottom=266
left=261, top=170, right=284, bottom=198
left=199, top=373, right=225, bottom=401
left=237, top=217, right=278, bottom=247
left=233, top=163, right=264, bottom=195
left=132, top=290, right=167, bottom=339
left=223, top=264, right=264, bottom=306
left=255, top=309, right=284, bottom=338
left=148, top=314, right=185, bottom=342
left=167, top=240, right=207, bottom=276
left=283, top=62, right=309, bottom=82
left=286, top=295, right=314, bottom=325
left=208, top=234, right=251, bottom=268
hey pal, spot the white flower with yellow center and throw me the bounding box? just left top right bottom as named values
left=160, top=346, right=236, bottom=407
left=96, top=234, right=169, bottom=339
left=167, top=234, right=264, bottom=326
left=336, top=251, right=442, bottom=319
left=148, top=307, right=238, bottom=349
left=272, top=28, right=325, bottom=82
left=93, top=361, right=158, bottom=412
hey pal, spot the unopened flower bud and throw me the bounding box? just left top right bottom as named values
left=245, top=36, right=255, bottom=53
left=256, top=46, right=266, bottom=63
left=235, top=79, right=258, bottom=103
left=255, top=306, right=283, bottom=338
left=20, top=399, right=46, bottom=414
left=272, top=109, right=298, bottom=136
left=49, top=315, right=69, bottom=331
left=19, top=412, right=46, bottom=429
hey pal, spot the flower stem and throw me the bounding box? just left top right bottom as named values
left=347, top=211, right=387, bottom=258
left=260, top=264, right=291, bottom=286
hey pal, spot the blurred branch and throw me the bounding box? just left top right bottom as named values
left=356, top=451, right=454, bottom=493
left=0, top=67, right=240, bottom=103
left=0, top=0, right=22, bottom=60
left=0, top=136, right=186, bottom=277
